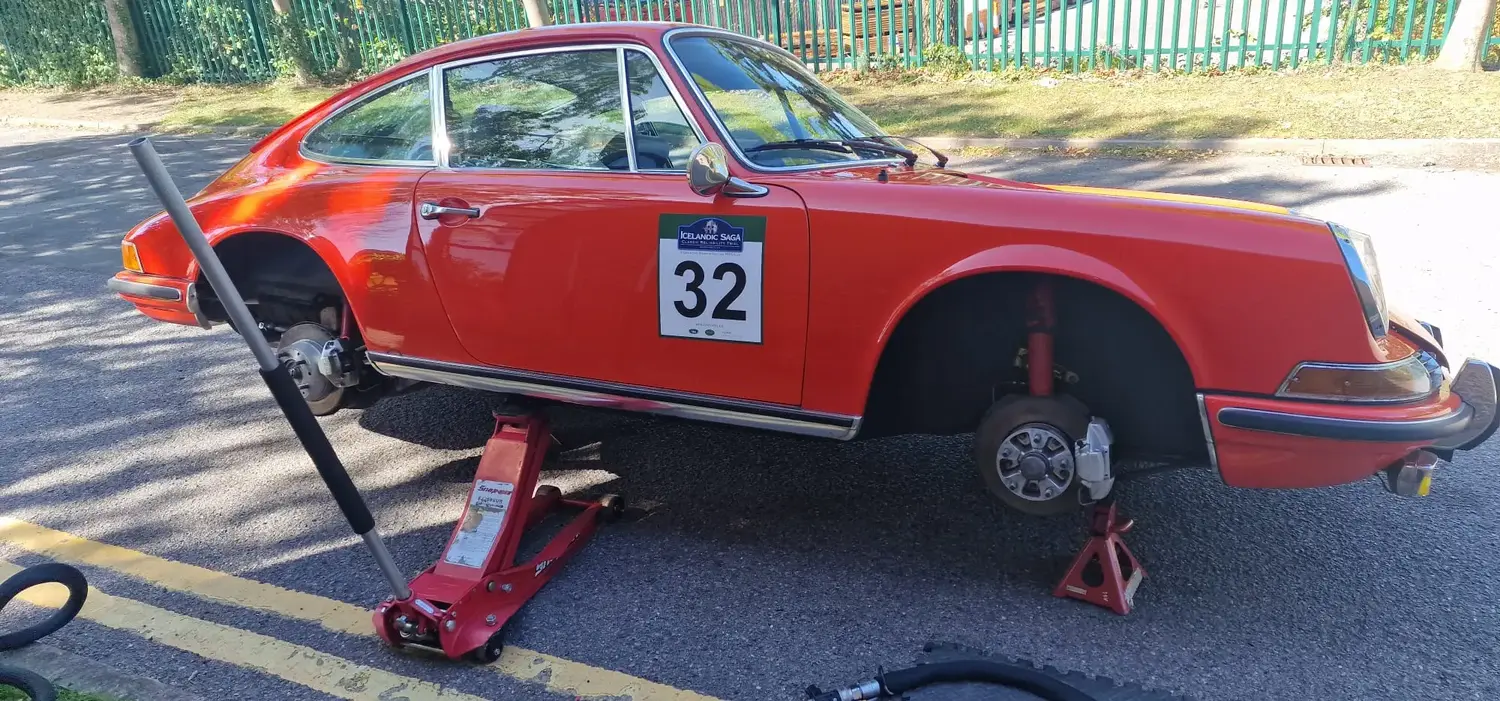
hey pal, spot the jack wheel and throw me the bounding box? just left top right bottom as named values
left=535, top=485, right=562, bottom=500
left=468, top=629, right=506, bottom=665
left=973, top=394, right=1090, bottom=516
left=598, top=494, right=625, bottom=523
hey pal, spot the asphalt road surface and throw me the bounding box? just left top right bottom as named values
left=1, top=127, right=1498, bottom=701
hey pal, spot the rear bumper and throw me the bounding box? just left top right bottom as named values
left=1203, top=358, right=1499, bottom=490
left=107, top=271, right=210, bottom=329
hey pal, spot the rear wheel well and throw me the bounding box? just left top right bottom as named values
left=197, top=232, right=351, bottom=338
left=860, top=272, right=1206, bottom=462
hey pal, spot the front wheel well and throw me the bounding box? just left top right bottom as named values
left=860, top=272, right=1206, bottom=462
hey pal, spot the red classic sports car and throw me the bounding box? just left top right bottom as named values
left=110, top=23, right=1497, bottom=514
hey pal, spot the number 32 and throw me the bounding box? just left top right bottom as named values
left=673, top=260, right=747, bottom=321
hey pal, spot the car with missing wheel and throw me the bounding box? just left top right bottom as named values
left=108, top=22, right=1498, bottom=515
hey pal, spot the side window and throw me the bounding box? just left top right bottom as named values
left=304, top=74, right=433, bottom=164
left=624, top=51, right=702, bottom=171
left=445, top=50, right=630, bottom=171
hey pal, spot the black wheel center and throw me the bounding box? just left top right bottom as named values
left=1018, top=454, right=1048, bottom=480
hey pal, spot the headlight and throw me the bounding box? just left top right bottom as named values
left=1330, top=222, right=1388, bottom=338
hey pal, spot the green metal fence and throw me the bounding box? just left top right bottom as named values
left=0, top=0, right=1496, bottom=84
left=0, top=0, right=119, bottom=85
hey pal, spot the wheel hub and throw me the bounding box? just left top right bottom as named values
left=275, top=323, right=352, bottom=415
left=995, top=423, right=1075, bottom=502
left=280, top=338, right=337, bottom=403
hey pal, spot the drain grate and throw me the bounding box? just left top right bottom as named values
left=1301, top=154, right=1371, bottom=166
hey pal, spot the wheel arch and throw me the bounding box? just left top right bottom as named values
left=870, top=244, right=1204, bottom=385
left=858, top=244, right=1208, bottom=461
left=192, top=227, right=364, bottom=335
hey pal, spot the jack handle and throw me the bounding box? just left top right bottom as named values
left=128, top=137, right=411, bottom=602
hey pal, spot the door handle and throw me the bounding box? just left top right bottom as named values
left=420, top=202, right=481, bottom=220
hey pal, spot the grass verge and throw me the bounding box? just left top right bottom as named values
left=825, top=64, right=1500, bottom=140
left=156, top=84, right=337, bottom=130
left=0, top=687, right=118, bottom=701
left=3, top=64, right=1497, bottom=140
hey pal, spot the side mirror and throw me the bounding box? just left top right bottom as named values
left=686, top=142, right=730, bottom=196
left=685, top=143, right=768, bottom=199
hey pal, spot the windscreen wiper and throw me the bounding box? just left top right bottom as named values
left=857, top=135, right=950, bottom=168
left=746, top=138, right=919, bottom=167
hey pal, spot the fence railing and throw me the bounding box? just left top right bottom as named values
left=1, top=0, right=1497, bottom=84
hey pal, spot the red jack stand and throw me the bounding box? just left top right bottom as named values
left=372, top=412, right=622, bottom=662
left=1053, top=498, right=1145, bottom=615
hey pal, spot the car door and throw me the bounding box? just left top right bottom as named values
left=415, top=46, right=810, bottom=406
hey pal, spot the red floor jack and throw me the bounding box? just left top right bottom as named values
left=372, top=413, right=622, bottom=661
left=1053, top=497, right=1145, bottom=616
left=129, top=138, right=621, bottom=666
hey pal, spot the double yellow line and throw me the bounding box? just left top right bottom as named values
left=0, top=517, right=717, bottom=701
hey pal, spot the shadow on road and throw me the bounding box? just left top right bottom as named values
left=0, top=133, right=252, bottom=273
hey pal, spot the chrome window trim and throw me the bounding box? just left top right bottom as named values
left=299, top=70, right=440, bottom=168
left=661, top=26, right=904, bottom=175
left=366, top=351, right=862, bottom=441
left=429, top=65, right=449, bottom=167
left=1195, top=393, right=1219, bottom=471
left=432, top=42, right=706, bottom=174
left=616, top=48, right=638, bottom=172
left=1274, top=352, right=1442, bottom=404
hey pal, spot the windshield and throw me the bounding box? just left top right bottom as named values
left=669, top=34, right=892, bottom=169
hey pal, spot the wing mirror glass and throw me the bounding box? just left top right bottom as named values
left=686, top=142, right=731, bottom=196
left=685, top=143, right=768, bottom=199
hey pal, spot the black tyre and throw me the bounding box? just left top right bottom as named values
left=534, top=485, right=562, bottom=500
left=0, top=562, right=88, bottom=650
left=468, top=629, right=506, bottom=665
left=0, top=665, right=55, bottom=701
left=598, top=494, right=625, bottom=523
left=973, top=395, right=1090, bottom=516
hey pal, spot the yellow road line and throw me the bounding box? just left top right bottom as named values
left=0, top=518, right=717, bottom=701
left=0, top=558, right=486, bottom=701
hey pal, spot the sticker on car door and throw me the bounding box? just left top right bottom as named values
left=658, top=214, right=765, bottom=344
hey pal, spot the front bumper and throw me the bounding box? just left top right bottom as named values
left=1217, top=358, right=1499, bottom=452
left=1202, top=345, right=1499, bottom=490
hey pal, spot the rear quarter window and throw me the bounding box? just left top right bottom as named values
left=303, top=74, right=435, bottom=165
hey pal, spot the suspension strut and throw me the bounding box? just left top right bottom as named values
left=1026, top=278, right=1056, bottom=397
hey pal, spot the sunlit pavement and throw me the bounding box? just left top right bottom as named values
left=2, top=127, right=1497, bottom=701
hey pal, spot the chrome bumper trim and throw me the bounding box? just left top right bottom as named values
left=1196, top=393, right=1219, bottom=470
left=106, top=277, right=182, bottom=302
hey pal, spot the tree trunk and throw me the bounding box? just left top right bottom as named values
left=523, top=0, right=554, bottom=27
left=328, top=0, right=364, bottom=79
left=1435, top=0, right=1499, bottom=70
left=102, top=0, right=145, bottom=78
left=270, top=0, right=318, bottom=85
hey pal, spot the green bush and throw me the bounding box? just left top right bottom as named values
left=922, top=43, right=971, bottom=77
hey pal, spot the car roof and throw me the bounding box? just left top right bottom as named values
left=387, top=22, right=695, bottom=72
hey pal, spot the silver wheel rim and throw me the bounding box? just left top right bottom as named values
left=994, top=423, right=1075, bottom=502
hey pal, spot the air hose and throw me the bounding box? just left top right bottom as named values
left=807, top=659, right=1100, bottom=701
left=0, top=563, right=91, bottom=701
